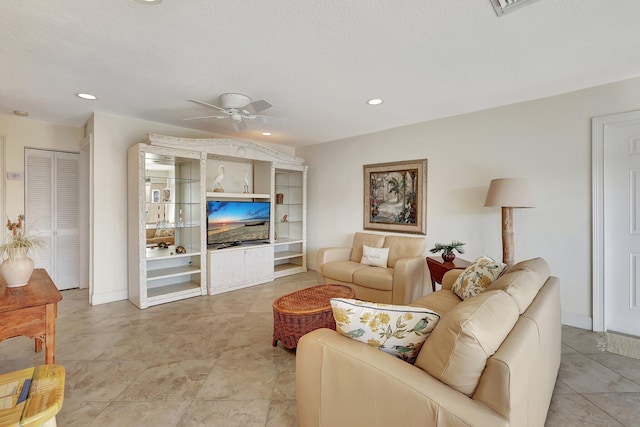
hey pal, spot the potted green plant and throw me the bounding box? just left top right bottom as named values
left=429, top=240, right=465, bottom=263
left=0, top=214, right=46, bottom=287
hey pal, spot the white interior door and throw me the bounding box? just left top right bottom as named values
left=25, top=148, right=79, bottom=290
left=603, top=119, right=640, bottom=337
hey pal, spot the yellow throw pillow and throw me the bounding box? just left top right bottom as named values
left=330, top=298, right=440, bottom=364
left=451, top=256, right=507, bottom=300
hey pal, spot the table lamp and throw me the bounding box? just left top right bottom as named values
left=484, top=178, right=534, bottom=266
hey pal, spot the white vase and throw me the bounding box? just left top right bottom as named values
left=1, top=247, right=35, bottom=287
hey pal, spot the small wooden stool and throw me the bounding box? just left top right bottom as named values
left=0, top=364, right=65, bottom=427
left=272, top=284, right=355, bottom=349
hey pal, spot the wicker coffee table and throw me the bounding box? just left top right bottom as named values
left=272, top=284, right=355, bottom=349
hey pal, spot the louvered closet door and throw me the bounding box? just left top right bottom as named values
left=25, top=149, right=79, bottom=290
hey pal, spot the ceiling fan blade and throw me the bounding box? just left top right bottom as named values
left=244, top=99, right=272, bottom=114
left=183, top=115, right=226, bottom=121
left=233, top=120, right=247, bottom=131
left=187, top=98, right=227, bottom=112
left=253, top=114, right=287, bottom=125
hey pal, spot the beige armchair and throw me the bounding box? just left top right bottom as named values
left=316, top=232, right=427, bottom=305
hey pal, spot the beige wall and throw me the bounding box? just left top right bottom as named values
left=0, top=115, right=82, bottom=219
left=297, top=75, right=640, bottom=329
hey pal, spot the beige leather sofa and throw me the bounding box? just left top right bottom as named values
left=316, top=232, right=427, bottom=305
left=297, top=258, right=560, bottom=427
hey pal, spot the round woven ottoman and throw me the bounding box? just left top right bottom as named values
left=272, top=284, right=355, bottom=349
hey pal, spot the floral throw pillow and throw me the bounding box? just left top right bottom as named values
left=452, top=256, right=507, bottom=300
left=330, top=298, right=440, bottom=364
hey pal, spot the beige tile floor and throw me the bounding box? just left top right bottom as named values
left=1, top=271, right=640, bottom=426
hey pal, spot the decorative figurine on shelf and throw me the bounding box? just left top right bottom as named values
left=175, top=245, right=186, bottom=254
left=177, top=208, right=185, bottom=227
left=212, top=164, right=225, bottom=192
left=243, top=170, right=250, bottom=194
left=429, top=240, right=465, bottom=263
left=282, top=214, right=288, bottom=222
left=158, top=242, right=169, bottom=249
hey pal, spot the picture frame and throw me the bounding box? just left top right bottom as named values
left=152, top=189, right=160, bottom=203
left=162, top=187, right=171, bottom=203
left=363, top=159, right=427, bottom=234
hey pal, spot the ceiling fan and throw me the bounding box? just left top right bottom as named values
left=184, top=93, right=279, bottom=131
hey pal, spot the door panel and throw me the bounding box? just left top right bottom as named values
left=604, top=121, right=640, bottom=336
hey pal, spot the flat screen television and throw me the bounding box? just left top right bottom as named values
left=207, top=200, right=270, bottom=247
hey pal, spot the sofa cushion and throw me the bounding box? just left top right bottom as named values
left=384, top=235, right=426, bottom=268
left=360, top=245, right=390, bottom=268
left=350, top=232, right=386, bottom=263
left=410, top=290, right=462, bottom=317
left=505, top=257, right=550, bottom=288
left=323, top=261, right=368, bottom=283
left=330, top=298, right=441, bottom=364
left=415, top=290, right=519, bottom=396
left=451, top=256, right=507, bottom=300
left=352, top=267, right=393, bottom=291
left=487, top=257, right=550, bottom=314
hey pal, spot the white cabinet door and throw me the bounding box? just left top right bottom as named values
left=208, top=245, right=274, bottom=294
left=245, top=246, right=273, bottom=282
left=209, top=248, right=245, bottom=289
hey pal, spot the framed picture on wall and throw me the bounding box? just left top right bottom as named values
left=152, top=189, right=160, bottom=203
left=363, top=159, right=427, bottom=234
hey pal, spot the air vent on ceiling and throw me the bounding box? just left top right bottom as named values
left=490, top=0, right=539, bottom=16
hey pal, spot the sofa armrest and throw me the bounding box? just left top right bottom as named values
left=441, top=269, right=464, bottom=291
left=296, top=328, right=508, bottom=427
left=391, top=256, right=427, bottom=304
left=316, top=247, right=353, bottom=282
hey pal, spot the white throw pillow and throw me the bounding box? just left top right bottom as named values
left=330, top=298, right=440, bottom=364
left=451, top=255, right=507, bottom=300
left=360, top=245, right=389, bottom=268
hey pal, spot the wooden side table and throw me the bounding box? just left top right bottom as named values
left=426, top=256, right=471, bottom=292
left=0, top=269, right=63, bottom=364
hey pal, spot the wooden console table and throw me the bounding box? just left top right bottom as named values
left=426, top=256, right=471, bottom=292
left=0, top=269, right=62, bottom=364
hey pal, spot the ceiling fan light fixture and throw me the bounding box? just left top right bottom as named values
left=367, top=98, right=384, bottom=106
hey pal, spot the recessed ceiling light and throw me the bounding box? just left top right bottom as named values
left=13, top=110, right=29, bottom=117
left=367, top=98, right=384, bottom=106
left=136, top=0, right=162, bottom=4
left=76, top=93, right=97, bottom=100
left=261, top=132, right=272, bottom=136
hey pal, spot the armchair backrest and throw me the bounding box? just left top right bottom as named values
left=350, top=232, right=386, bottom=262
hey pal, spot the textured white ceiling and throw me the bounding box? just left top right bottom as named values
left=1, top=0, right=639, bottom=147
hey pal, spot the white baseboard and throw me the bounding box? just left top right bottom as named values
left=561, top=311, right=592, bottom=330
left=91, top=289, right=128, bottom=305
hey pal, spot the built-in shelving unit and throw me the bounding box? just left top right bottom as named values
left=273, top=165, right=307, bottom=277
left=127, top=134, right=307, bottom=304
left=127, top=143, right=207, bottom=309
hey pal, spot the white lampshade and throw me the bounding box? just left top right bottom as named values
left=484, top=178, right=534, bottom=208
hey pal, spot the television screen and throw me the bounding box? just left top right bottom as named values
left=207, top=200, right=270, bottom=247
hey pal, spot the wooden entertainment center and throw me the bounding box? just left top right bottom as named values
left=127, top=134, right=307, bottom=309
